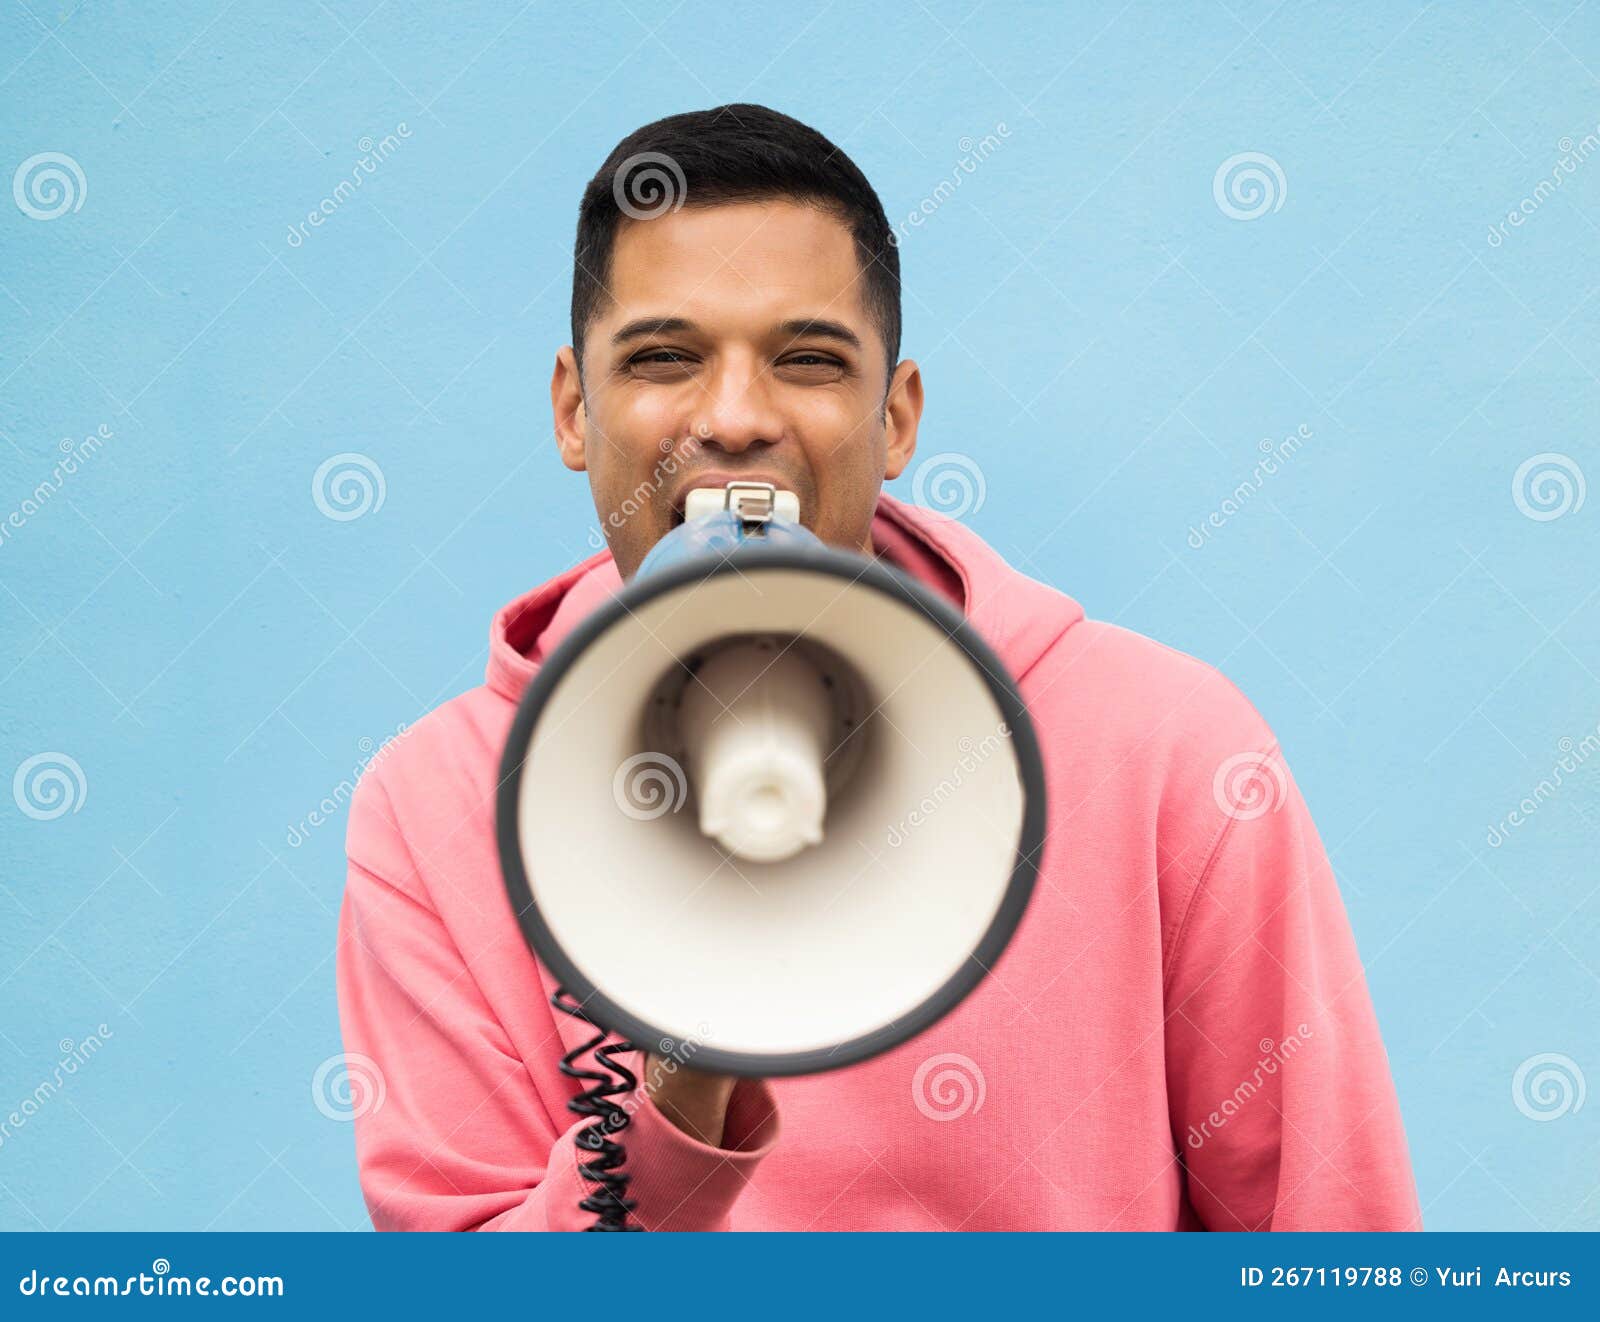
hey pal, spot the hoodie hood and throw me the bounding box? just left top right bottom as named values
left=484, top=489, right=1084, bottom=704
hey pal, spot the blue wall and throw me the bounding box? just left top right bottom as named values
left=2, top=0, right=1596, bottom=1231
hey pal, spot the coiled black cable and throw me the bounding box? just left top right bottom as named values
left=551, top=986, right=643, bottom=1231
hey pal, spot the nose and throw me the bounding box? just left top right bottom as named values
left=694, top=353, right=783, bottom=455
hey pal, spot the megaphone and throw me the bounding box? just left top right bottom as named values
left=497, top=481, right=1047, bottom=1079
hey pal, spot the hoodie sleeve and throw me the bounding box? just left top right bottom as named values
left=1162, top=743, right=1420, bottom=1232
left=335, top=775, right=780, bottom=1233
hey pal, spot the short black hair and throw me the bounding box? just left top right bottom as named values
left=571, top=103, right=901, bottom=383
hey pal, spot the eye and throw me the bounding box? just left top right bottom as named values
left=623, top=348, right=700, bottom=381
left=779, top=351, right=846, bottom=374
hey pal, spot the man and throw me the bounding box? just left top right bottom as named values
left=336, top=104, right=1420, bottom=1231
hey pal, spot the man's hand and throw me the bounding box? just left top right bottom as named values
left=643, top=1052, right=741, bottom=1148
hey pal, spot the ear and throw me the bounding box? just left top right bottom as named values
left=883, top=358, right=923, bottom=482
left=551, top=346, right=587, bottom=472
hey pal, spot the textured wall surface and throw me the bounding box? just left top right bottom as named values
left=1, top=1, right=1596, bottom=1230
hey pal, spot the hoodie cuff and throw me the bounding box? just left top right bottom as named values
left=620, top=1075, right=781, bottom=1231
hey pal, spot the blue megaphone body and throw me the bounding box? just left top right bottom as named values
left=635, top=482, right=824, bottom=581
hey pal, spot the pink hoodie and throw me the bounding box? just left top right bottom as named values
left=336, top=491, right=1420, bottom=1232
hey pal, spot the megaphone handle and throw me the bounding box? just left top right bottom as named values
left=551, top=987, right=644, bottom=1231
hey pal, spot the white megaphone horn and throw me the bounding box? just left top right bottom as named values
left=497, top=481, right=1047, bottom=1079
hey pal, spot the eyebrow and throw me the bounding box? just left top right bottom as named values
left=610, top=315, right=863, bottom=351
left=776, top=318, right=862, bottom=350
left=611, top=316, right=695, bottom=345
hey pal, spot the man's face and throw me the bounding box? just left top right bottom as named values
left=552, top=199, right=922, bottom=581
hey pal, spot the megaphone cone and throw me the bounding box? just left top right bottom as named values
left=497, top=484, right=1046, bottom=1077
